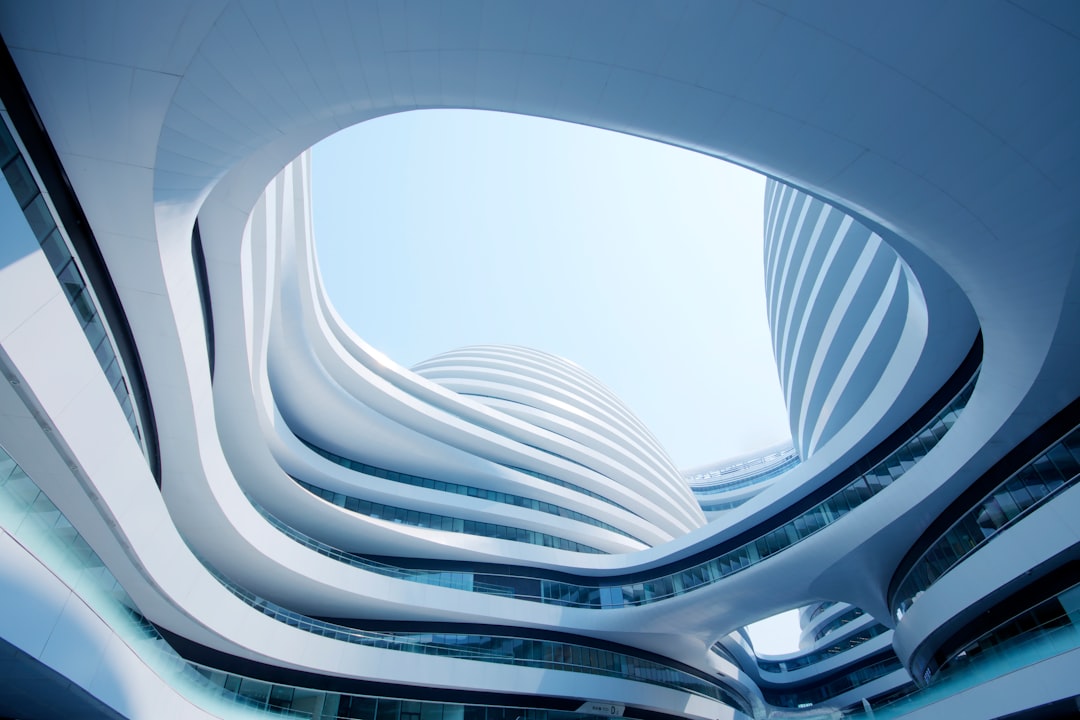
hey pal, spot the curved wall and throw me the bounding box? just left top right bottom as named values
left=1, top=3, right=1079, bottom=720
left=764, top=180, right=929, bottom=460
left=414, top=344, right=704, bottom=534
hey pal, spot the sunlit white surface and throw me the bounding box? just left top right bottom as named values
left=746, top=609, right=802, bottom=655
left=312, top=110, right=791, bottom=469
left=4, top=1, right=1078, bottom=717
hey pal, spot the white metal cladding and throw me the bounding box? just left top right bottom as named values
left=414, top=344, right=704, bottom=530
left=0, top=2, right=1078, bottom=720
left=763, top=181, right=928, bottom=459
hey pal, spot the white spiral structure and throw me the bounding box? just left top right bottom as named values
left=764, top=181, right=929, bottom=460
left=414, top=344, right=705, bottom=535
left=0, top=3, right=1079, bottom=720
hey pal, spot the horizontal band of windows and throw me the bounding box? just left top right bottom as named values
left=261, top=366, right=974, bottom=614
left=292, top=477, right=605, bottom=554
left=814, top=607, right=866, bottom=642
left=699, top=497, right=751, bottom=513
left=296, top=435, right=643, bottom=543
left=204, top=564, right=751, bottom=714
left=892, top=422, right=1080, bottom=619
left=754, top=622, right=889, bottom=674
left=853, top=682, right=919, bottom=714
left=0, top=124, right=144, bottom=451
left=902, top=555, right=1080, bottom=711
left=809, top=600, right=838, bottom=622
left=690, top=454, right=801, bottom=495
left=0, top=445, right=699, bottom=720
left=504, top=465, right=636, bottom=515
left=274, top=361, right=979, bottom=612
left=0, top=44, right=160, bottom=482
left=927, top=576, right=1080, bottom=688
left=762, top=651, right=902, bottom=708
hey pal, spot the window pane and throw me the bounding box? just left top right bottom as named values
left=24, top=195, right=55, bottom=241
left=2, top=156, right=36, bottom=206
left=1047, top=443, right=1079, bottom=480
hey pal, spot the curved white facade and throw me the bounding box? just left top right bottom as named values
left=763, top=181, right=955, bottom=460
left=1, top=3, right=1079, bottom=720
left=687, top=443, right=800, bottom=518
left=413, top=343, right=705, bottom=538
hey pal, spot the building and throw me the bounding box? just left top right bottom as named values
left=686, top=443, right=800, bottom=519
left=1, top=2, right=1079, bottom=719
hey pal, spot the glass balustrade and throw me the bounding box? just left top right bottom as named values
left=892, top=424, right=1080, bottom=619
left=0, top=444, right=749, bottom=718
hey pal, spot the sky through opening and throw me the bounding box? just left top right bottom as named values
left=312, top=109, right=790, bottom=471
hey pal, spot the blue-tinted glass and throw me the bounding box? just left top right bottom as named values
left=995, top=491, right=1021, bottom=521
left=71, top=289, right=96, bottom=325
left=55, top=259, right=84, bottom=300
left=1015, top=466, right=1048, bottom=499
left=118, top=392, right=133, bottom=419
left=976, top=500, right=1005, bottom=530
left=895, top=445, right=917, bottom=472
left=1005, top=479, right=1034, bottom=511
left=2, top=156, right=36, bottom=206
left=1061, top=428, right=1080, bottom=459
left=0, top=127, right=18, bottom=164
left=83, top=314, right=107, bottom=349
left=1031, top=454, right=1058, bottom=483
left=1046, top=443, right=1079, bottom=480
left=103, top=357, right=122, bottom=389
left=23, top=195, right=55, bottom=241
left=829, top=493, right=851, bottom=518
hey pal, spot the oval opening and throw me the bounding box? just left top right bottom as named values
left=312, top=109, right=789, bottom=469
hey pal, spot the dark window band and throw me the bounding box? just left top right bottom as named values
left=0, top=35, right=160, bottom=484
left=296, top=435, right=643, bottom=544
left=293, top=476, right=605, bottom=554
left=277, top=337, right=983, bottom=611
left=890, top=394, right=1080, bottom=618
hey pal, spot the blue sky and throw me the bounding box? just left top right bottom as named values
left=311, top=109, right=790, bottom=471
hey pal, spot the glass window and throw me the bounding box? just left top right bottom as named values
left=0, top=127, right=18, bottom=164
left=948, top=517, right=979, bottom=555
left=23, top=195, right=55, bottom=241
left=1061, top=429, right=1080, bottom=464
left=39, top=229, right=72, bottom=273
left=0, top=452, right=19, bottom=485
left=1043, top=444, right=1076, bottom=480
left=826, top=493, right=851, bottom=519
left=376, top=698, right=400, bottom=720
left=863, top=468, right=887, bottom=493
left=995, top=491, right=1021, bottom=521
left=2, top=156, right=36, bottom=206
left=83, top=315, right=107, bottom=351
left=1016, top=466, right=1049, bottom=500
left=267, top=684, right=294, bottom=710
left=1005, top=479, right=1034, bottom=511
left=71, top=289, right=97, bottom=326
left=118, top=392, right=133, bottom=419
left=55, top=260, right=84, bottom=300
left=1031, top=454, right=1057, bottom=483
left=895, top=445, right=917, bottom=472
left=978, top=498, right=1007, bottom=529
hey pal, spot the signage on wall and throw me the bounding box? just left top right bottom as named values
left=575, top=701, right=625, bottom=716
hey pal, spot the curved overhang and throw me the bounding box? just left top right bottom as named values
left=1, top=2, right=1078, bottom=718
